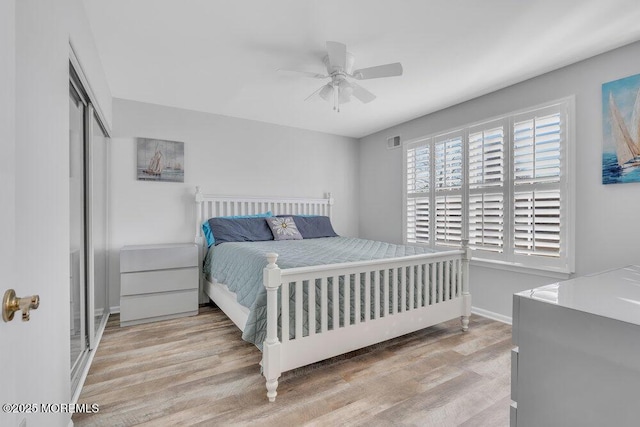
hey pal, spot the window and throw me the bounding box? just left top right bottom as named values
left=403, top=98, right=574, bottom=273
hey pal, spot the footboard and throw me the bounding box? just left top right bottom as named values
left=262, top=241, right=471, bottom=402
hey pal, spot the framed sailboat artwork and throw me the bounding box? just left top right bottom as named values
left=136, top=137, right=184, bottom=183
left=602, top=73, right=640, bottom=184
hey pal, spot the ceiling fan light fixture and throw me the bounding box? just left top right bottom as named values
left=319, top=84, right=334, bottom=101
left=338, top=80, right=353, bottom=104
left=339, top=91, right=351, bottom=104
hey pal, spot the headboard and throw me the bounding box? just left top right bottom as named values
left=194, top=186, right=334, bottom=244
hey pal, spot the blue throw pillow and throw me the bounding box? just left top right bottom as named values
left=202, top=211, right=272, bottom=247
left=278, top=215, right=338, bottom=239
left=202, top=221, right=215, bottom=247
left=207, top=216, right=274, bottom=245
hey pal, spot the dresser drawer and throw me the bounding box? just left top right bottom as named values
left=120, top=289, right=198, bottom=325
left=121, top=267, right=198, bottom=296
left=120, top=243, right=197, bottom=273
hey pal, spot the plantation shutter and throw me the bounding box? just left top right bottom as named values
left=513, top=190, right=561, bottom=257
left=406, top=197, right=429, bottom=243
left=512, top=107, right=563, bottom=259
left=402, top=98, right=572, bottom=272
left=435, top=195, right=462, bottom=245
left=406, top=142, right=430, bottom=244
left=434, top=133, right=463, bottom=247
left=468, top=122, right=505, bottom=253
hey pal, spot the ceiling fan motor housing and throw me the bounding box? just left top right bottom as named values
left=323, top=52, right=355, bottom=75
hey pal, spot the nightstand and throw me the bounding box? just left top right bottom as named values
left=120, top=243, right=199, bottom=327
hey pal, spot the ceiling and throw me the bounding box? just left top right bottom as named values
left=83, top=0, right=640, bottom=138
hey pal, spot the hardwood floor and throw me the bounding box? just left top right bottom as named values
left=73, top=306, right=512, bottom=426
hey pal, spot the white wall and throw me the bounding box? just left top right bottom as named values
left=109, top=99, right=360, bottom=308
left=359, top=40, right=640, bottom=321
left=0, top=2, right=18, bottom=426
left=67, top=0, right=113, bottom=129
left=11, top=1, right=111, bottom=425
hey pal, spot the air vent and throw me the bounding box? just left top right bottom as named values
left=387, top=135, right=401, bottom=149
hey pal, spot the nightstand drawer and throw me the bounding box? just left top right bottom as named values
left=120, top=289, right=198, bottom=325
left=120, top=243, right=197, bottom=273
left=119, top=243, right=199, bottom=327
left=121, top=268, right=198, bottom=296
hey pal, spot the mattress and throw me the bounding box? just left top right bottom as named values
left=203, top=236, right=436, bottom=347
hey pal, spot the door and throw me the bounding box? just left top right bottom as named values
left=89, top=109, right=110, bottom=342
left=69, top=79, right=89, bottom=388
left=0, top=1, right=18, bottom=425
left=69, top=65, right=111, bottom=397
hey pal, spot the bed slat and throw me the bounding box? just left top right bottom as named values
left=402, top=268, right=416, bottom=310
left=391, top=268, right=397, bottom=315
left=416, top=266, right=422, bottom=308
left=308, top=280, right=316, bottom=337
left=321, top=277, right=328, bottom=333
left=444, top=260, right=450, bottom=301
left=332, top=275, right=339, bottom=330
left=354, top=272, right=361, bottom=324
left=364, top=271, right=371, bottom=322
left=374, top=270, right=380, bottom=320
left=295, top=281, right=303, bottom=339
left=344, top=274, right=351, bottom=327
left=282, top=282, right=289, bottom=343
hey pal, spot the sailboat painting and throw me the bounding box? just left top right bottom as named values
left=136, top=138, right=184, bottom=182
left=602, top=73, right=640, bottom=184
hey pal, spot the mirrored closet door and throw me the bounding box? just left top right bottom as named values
left=69, top=63, right=110, bottom=396
left=69, top=76, right=86, bottom=385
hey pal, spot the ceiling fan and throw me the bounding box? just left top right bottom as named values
left=279, top=41, right=403, bottom=112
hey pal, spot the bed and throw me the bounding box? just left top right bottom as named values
left=194, top=187, right=471, bottom=402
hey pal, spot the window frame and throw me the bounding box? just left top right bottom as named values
left=403, top=97, right=575, bottom=274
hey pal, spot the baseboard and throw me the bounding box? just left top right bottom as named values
left=110, top=305, right=120, bottom=314
left=471, top=306, right=512, bottom=325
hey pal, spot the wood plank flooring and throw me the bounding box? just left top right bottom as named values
left=73, top=306, right=512, bottom=426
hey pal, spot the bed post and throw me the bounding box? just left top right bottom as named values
left=195, top=186, right=204, bottom=243
left=263, top=252, right=282, bottom=402
left=461, top=239, right=472, bottom=331
left=195, top=186, right=207, bottom=304
left=326, top=192, right=334, bottom=218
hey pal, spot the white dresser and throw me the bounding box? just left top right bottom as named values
left=120, top=243, right=199, bottom=327
left=511, top=265, right=640, bottom=427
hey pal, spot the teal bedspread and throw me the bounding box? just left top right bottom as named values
left=203, top=237, right=436, bottom=347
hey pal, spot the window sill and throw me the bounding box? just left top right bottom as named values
left=470, top=258, right=573, bottom=280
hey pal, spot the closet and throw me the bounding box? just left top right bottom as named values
left=69, top=63, right=109, bottom=398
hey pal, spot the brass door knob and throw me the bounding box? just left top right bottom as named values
left=2, top=289, right=40, bottom=322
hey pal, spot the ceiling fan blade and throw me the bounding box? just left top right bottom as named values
left=326, top=41, right=347, bottom=70
left=277, top=69, right=328, bottom=79
left=352, top=62, right=403, bottom=80
left=304, top=84, right=329, bottom=101
left=351, top=82, right=376, bottom=103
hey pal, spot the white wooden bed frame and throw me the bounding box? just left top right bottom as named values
left=195, top=187, right=471, bottom=402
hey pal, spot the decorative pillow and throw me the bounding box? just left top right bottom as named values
left=266, top=216, right=303, bottom=241
left=203, top=211, right=272, bottom=247
left=207, top=216, right=274, bottom=245
left=202, top=221, right=215, bottom=247
left=278, top=215, right=338, bottom=239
